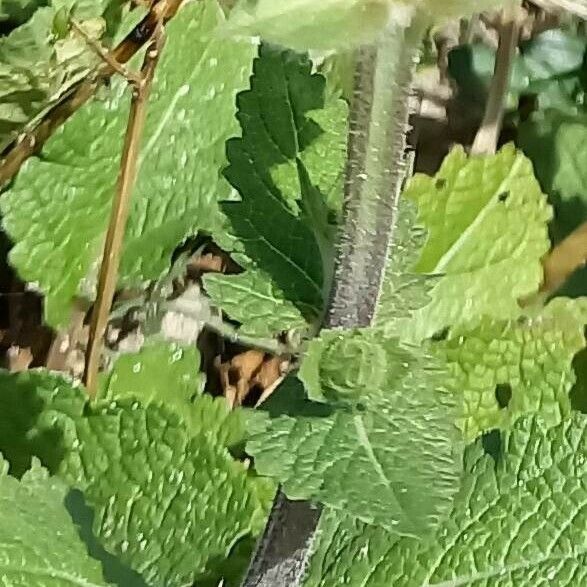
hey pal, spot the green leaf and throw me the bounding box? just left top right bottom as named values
left=203, top=45, right=347, bottom=337
left=0, top=0, right=44, bottom=25
left=0, top=369, right=85, bottom=477
left=306, top=414, right=587, bottom=586
left=440, top=297, right=587, bottom=441
left=0, top=8, right=62, bottom=144
left=448, top=30, right=586, bottom=112
left=1, top=0, right=255, bottom=327
left=0, top=367, right=271, bottom=586
left=299, top=328, right=414, bottom=406
left=523, top=28, right=585, bottom=78
left=100, top=342, right=245, bottom=448
left=373, top=195, right=435, bottom=341
left=248, top=332, right=462, bottom=536
left=99, top=342, right=204, bottom=406
left=0, top=1, right=122, bottom=150
left=61, top=399, right=270, bottom=587
left=0, top=456, right=110, bottom=587
left=224, top=0, right=393, bottom=51
left=52, top=0, right=120, bottom=20
left=518, top=109, right=587, bottom=297
left=224, top=0, right=504, bottom=51
left=204, top=269, right=319, bottom=337
left=315, top=50, right=355, bottom=102
left=406, top=144, right=552, bottom=339
left=522, top=29, right=586, bottom=110
left=519, top=109, right=587, bottom=244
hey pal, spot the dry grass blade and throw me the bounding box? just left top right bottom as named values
left=0, top=0, right=184, bottom=187
left=83, top=26, right=166, bottom=398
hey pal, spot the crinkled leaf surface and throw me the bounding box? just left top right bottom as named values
left=373, top=196, right=435, bottom=341
left=60, top=399, right=270, bottom=587
left=0, top=369, right=85, bottom=477
left=100, top=342, right=245, bottom=449
left=0, top=456, right=110, bottom=587
left=204, top=269, right=319, bottom=338
left=305, top=414, right=587, bottom=587
left=407, top=145, right=552, bottom=339
left=248, top=332, right=461, bottom=536
left=440, top=297, right=587, bottom=441
left=2, top=0, right=255, bottom=327
left=204, top=45, right=347, bottom=336
left=99, top=342, right=203, bottom=405
left=0, top=368, right=270, bottom=587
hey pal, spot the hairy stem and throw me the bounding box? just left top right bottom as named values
left=241, top=20, right=425, bottom=587
left=84, top=27, right=165, bottom=398
left=0, top=0, right=183, bottom=187
left=326, top=22, right=425, bottom=328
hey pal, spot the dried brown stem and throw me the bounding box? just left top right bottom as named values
left=540, top=221, right=587, bottom=297
left=0, top=0, right=183, bottom=187
left=471, top=9, right=520, bottom=155
left=70, top=19, right=142, bottom=85
left=83, top=26, right=166, bottom=398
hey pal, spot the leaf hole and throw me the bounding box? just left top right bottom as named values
left=495, top=383, right=512, bottom=409
left=431, top=327, right=450, bottom=341
left=498, top=191, right=509, bottom=203
left=481, top=429, right=502, bottom=463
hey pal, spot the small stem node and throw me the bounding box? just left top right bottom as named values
left=70, top=19, right=142, bottom=86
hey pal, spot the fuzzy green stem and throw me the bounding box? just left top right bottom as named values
left=325, top=20, right=426, bottom=329
left=242, top=19, right=426, bottom=587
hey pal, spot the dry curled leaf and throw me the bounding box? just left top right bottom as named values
left=188, top=245, right=239, bottom=277
left=190, top=253, right=229, bottom=274
left=218, top=350, right=288, bottom=408
left=6, top=346, right=33, bottom=372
